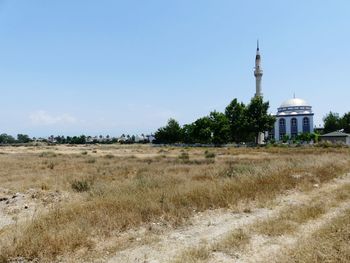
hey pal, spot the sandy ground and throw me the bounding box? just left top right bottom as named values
left=0, top=188, right=71, bottom=234
left=105, top=174, right=350, bottom=263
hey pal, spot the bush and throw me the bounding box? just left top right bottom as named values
left=204, top=150, right=215, bottom=159
left=85, top=158, right=96, bottom=164
left=39, top=151, right=57, bottom=158
left=71, top=180, right=90, bottom=192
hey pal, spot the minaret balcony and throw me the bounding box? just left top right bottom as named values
left=254, top=70, right=263, bottom=76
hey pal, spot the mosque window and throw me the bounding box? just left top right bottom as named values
left=291, top=118, right=298, bottom=138
left=303, top=117, right=310, bottom=133
left=279, top=118, right=285, bottom=127
left=279, top=118, right=286, bottom=139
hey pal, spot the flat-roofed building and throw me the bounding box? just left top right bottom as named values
left=319, top=131, right=350, bottom=145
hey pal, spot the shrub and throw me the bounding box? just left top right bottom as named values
left=71, top=179, right=90, bottom=192
left=85, top=158, right=96, bottom=164
left=204, top=150, right=215, bottom=159
left=39, top=151, right=57, bottom=158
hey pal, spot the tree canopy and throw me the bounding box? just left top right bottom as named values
left=323, top=111, right=350, bottom=134
left=154, top=118, right=182, bottom=144
left=225, top=99, right=247, bottom=142
left=154, top=97, right=276, bottom=145
left=245, top=96, right=276, bottom=143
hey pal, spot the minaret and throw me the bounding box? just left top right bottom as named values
left=254, top=40, right=263, bottom=97
left=254, top=40, right=265, bottom=144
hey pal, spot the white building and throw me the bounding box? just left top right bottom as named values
left=253, top=42, right=314, bottom=142
left=271, top=98, right=314, bottom=141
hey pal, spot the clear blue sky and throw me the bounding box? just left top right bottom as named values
left=0, top=0, right=349, bottom=137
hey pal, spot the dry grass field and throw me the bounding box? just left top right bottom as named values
left=0, top=144, right=349, bottom=262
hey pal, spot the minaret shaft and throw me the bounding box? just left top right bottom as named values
left=254, top=40, right=265, bottom=144
left=254, top=41, right=263, bottom=97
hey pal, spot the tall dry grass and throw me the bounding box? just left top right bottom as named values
left=0, top=146, right=349, bottom=261
left=280, top=208, right=350, bottom=263
left=172, top=182, right=350, bottom=263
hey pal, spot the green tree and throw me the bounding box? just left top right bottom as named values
left=154, top=118, right=182, bottom=144
left=0, top=133, right=16, bottom=144
left=192, top=117, right=212, bottom=144
left=69, top=135, right=86, bottom=144
left=225, top=99, right=247, bottom=142
left=296, top=132, right=311, bottom=142
left=323, top=112, right=341, bottom=134
left=208, top=111, right=230, bottom=145
left=17, top=134, right=31, bottom=143
left=245, top=96, right=275, bottom=143
left=340, top=112, right=350, bottom=133
left=182, top=123, right=196, bottom=144
left=282, top=134, right=290, bottom=143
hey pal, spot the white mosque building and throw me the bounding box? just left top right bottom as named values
left=272, top=98, right=314, bottom=141
left=253, top=42, right=314, bottom=142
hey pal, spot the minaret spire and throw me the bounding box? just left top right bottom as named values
left=254, top=40, right=263, bottom=97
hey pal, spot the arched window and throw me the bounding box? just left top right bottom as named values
left=291, top=118, right=298, bottom=138
left=303, top=117, right=310, bottom=133
left=279, top=118, right=286, bottom=140
left=279, top=118, right=285, bottom=127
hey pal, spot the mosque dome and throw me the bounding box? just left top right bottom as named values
left=280, top=98, right=309, bottom=108
left=277, top=97, right=312, bottom=116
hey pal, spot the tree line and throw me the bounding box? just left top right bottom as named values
left=154, top=97, right=276, bottom=145
left=323, top=112, right=350, bottom=134
left=1, top=107, right=348, bottom=146
left=0, top=134, right=150, bottom=145
left=0, top=134, right=31, bottom=144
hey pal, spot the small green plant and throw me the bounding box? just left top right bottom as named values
left=71, top=179, right=90, bottom=192
left=178, top=152, right=189, bottom=161
left=204, top=150, right=215, bottom=159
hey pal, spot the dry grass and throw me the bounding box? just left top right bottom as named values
left=254, top=203, right=326, bottom=236
left=253, top=182, right=350, bottom=237
left=173, top=245, right=211, bottom=263
left=173, top=183, right=350, bottom=263
left=280, top=208, right=350, bottom=263
left=0, top=145, right=349, bottom=261
left=212, top=228, right=250, bottom=254
left=172, top=228, right=250, bottom=263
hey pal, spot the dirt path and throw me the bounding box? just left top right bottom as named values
left=106, top=174, right=350, bottom=263
left=209, top=199, right=350, bottom=263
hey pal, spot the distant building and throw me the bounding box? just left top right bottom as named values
left=272, top=97, right=314, bottom=141
left=146, top=134, right=156, bottom=143
left=319, top=131, right=350, bottom=145
left=254, top=42, right=314, bottom=142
